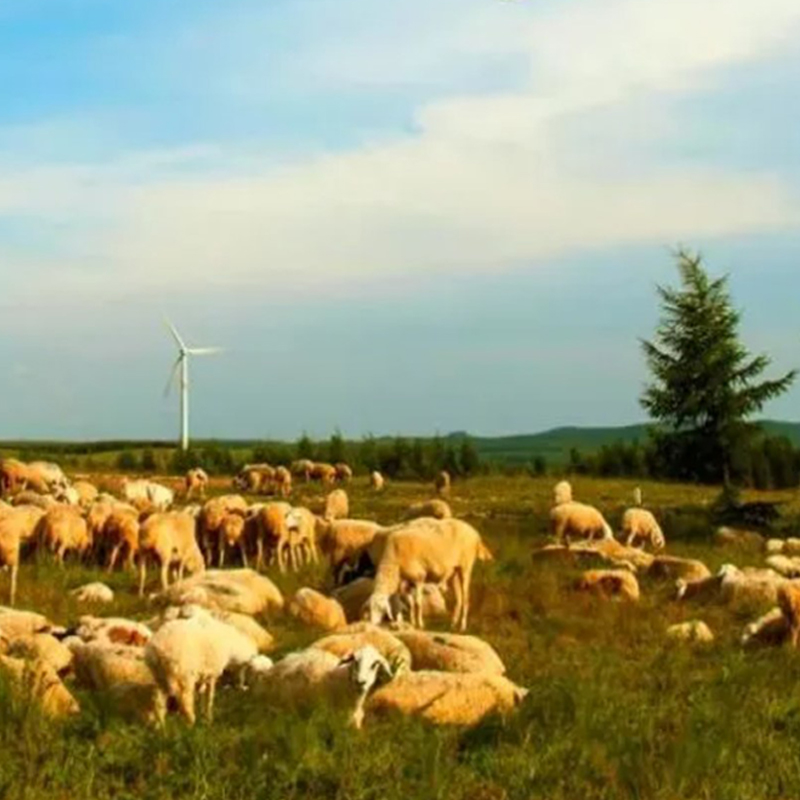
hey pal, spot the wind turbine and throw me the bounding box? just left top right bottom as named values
left=164, top=319, right=222, bottom=451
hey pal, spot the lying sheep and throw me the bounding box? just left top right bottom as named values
left=323, top=489, right=349, bottom=522
left=403, top=500, right=452, bottom=521
left=0, top=655, right=80, bottom=718
left=621, top=508, right=665, bottom=551
left=288, top=588, right=347, bottom=632
left=138, top=511, right=205, bottom=596
left=553, top=480, right=572, bottom=506
left=145, top=605, right=262, bottom=725
left=766, top=555, right=800, bottom=579
left=666, top=620, right=714, bottom=644
left=576, top=569, right=640, bottom=602
left=72, top=616, right=152, bottom=647
left=649, top=555, right=711, bottom=583
left=310, top=625, right=412, bottom=673
left=70, top=582, right=114, bottom=605
left=6, top=633, right=73, bottom=674
left=392, top=630, right=506, bottom=675
left=362, top=671, right=528, bottom=729
left=550, top=502, right=613, bottom=546
left=719, top=564, right=788, bottom=608
left=0, top=608, right=55, bottom=639
left=366, top=518, right=493, bottom=631
left=157, top=606, right=275, bottom=653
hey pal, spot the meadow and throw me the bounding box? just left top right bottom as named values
left=3, top=474, right=800, bottom=800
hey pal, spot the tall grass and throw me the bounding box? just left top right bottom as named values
left=2, top=475, right=799, bottom=799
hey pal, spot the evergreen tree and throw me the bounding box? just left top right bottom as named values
left=458, top=438, right=481, bottom=476
left=296, top=433, right=315, bottom=460
left=328, top=430, right=346, bottom=465
left=641, top=250, right=796, bottom=485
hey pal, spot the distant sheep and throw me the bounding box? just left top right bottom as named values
left=621, top=508, right=665, bottom=551
left=334, top=463, right=353, bottom=483
left=435, top=471, right=451, bottom=497
left=550, top=502, right=613, bottom=545
left=184, top=468, right=209, bottom=500
left=37, top=505, right=91, bottom=565
left=370, top=472, right=385, bottom=492
left=273, top=466, right=292, bottom=498
left=576, top=569, right=640, bottom=602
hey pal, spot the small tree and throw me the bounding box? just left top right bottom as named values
left=641, top=250, right=796, bottom=485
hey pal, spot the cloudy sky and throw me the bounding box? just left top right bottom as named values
left=1, top=0, right=799, bottom=441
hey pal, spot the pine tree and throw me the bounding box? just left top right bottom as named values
left=641, top=250, right=796, bottom=485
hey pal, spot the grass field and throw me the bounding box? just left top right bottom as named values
left=2, top=475, right=800, bottom=800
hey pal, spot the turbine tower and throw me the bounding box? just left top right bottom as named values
left=164, top=319, right=222, bottom=451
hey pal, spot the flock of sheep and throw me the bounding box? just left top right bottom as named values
left=0, top=457, right=526, bottom=730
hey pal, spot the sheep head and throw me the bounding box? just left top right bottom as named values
left=365, top=593, right=394, bottom=626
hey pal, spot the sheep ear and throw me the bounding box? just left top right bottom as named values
left=377, top=656, right=393, bottom=681
left=339, top=653, right=356, bottom=666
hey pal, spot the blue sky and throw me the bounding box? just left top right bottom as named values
left=1, top=0, right=799, bottom=441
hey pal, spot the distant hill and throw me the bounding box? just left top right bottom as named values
left=450, top=419, right=800, bottom=466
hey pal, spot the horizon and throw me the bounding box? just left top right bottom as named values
left=2, top=1, right=799, bottom=441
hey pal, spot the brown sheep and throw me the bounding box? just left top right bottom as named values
left=310, top=463, right=337, bottom=485
left=0, top=514, right=24, bottom=604
left=37, top=506, right=91, bottom=566
left=199, top=494, right=248, bottom=565
left=138, top=511, right=205, bottom=596
left=273, top=466, right=292, bottom=498
left=316, top=519, right=383, bottom=584
left=576, top=569, right=640, bottom=602
left=218, top=513, right=248, bottom=568
left=334, top=463, right=353, bottom=483
left=290, top=459, right=314, bottom=482
left=103, top=506, right=140, bottom=572
left=255, top=501, right=292, bottom=571
left=71, top=480, right=99, bottom=508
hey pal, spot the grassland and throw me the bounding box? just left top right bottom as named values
left=3, top=475, right=800, bottom=800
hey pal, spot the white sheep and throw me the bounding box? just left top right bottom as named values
left=550, top=502, right=613, bottom=545
left=70, top=582, right=115, bottom=605
left=323, top=489, right=349, bottom=521
left=370, top=472, right=385, bottom=492
left=144, top=605, right=261, bottom=725
left=284, top=507, right=320, bottom=570
left=620, top=508, right=665, bottom=551
left=366, top=518, right=493, bottom=631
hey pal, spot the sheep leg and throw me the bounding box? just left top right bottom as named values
left=177, top=682, right=196, bottom=726
left=255, top=539, right=264, bottom=571
left=9, top=563, right=17, bottom=606
left=414, top=583, right=425, bottom=629
left=277, top=540, right=287, bottom=573
left=458, top=566, right=473, bottom=632
left=138, top=557, right=147, bottom=597
left=218, top=546, right=225, bottom=569
left=160, top=559, right=170, bottom=591
left=239, top=541, right=248, bottom=569
left=107, top=544, right=121, bottom=573
left=309, top=540, right=319, bottom=565
left=205, top=678, right=217, bottom=722
left=450, top=576, right=464, bottom=630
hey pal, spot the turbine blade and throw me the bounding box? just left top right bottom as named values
left=164, top=356, right=182, bottom=397
left=186, top=347, right=223, bottom=356
left=164, top=317, right=186, bottom=351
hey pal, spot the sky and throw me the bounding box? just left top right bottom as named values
left=0, top=0, right=799, bottom=441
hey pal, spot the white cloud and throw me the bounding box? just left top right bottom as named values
left=2, top=0, right=800, bottom=310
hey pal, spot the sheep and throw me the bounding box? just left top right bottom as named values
left=742, top=607, right=790, bottom=648
left=648, top=555, right=711, bottom=583
left=719, top=564, right=788, bottom=607
left=70, top=582, right=114, bottom=605
left=218, top=513, right=248, bottom=568
left=70, top=480, right=99, bottom=508
left=403, top=500, right=452, bottom=521
left=10, top=491, right=58, bottom=510
left=532, top=540, right=652, bottom=573
left=553, top=480, right=573, bottom=506
left=550, top=502, right=613, bottom=546
left=434, top=471, right=451, bottom=497
left=315, top=519, right=383, bottom=585
left=288, top=588, right=347, bottom=631
left=273, top=466, right=292, bottom=498
left=185, top=468, right=209, bottom=500
left=392, top=630, right=506, bottom=675
left=284, top=507, right=320, bottom=570
left=334, top=463, right=353, bottom=483
left=0, top=516, right=24, bottom=604
left=4, top=504, right=46, bottom=543
left=323, top=489, right=349, bottom=522
left=121, top=478, right=173, bottom=511
left=255, top=501, right=292, bottom=572
left=785, top=538, right=800, bottom=556
left=0, top=458, right=43, bottom=495
left=766, top=555, right=800, bottom=579
left=5, top=633, right=74, bottom=674
left=366, top=518, right=493, bottom=631
left=145, top=605, right=262, bottom=724
left=370, top=471, right=385, bottom=492
left=37, top=505, right=91, bottom=565
left=233, top=464, right=274, bottom=494
left=576, top=569, right=640, bottom=602
left=253, top=645, right=392, bottom=725
left=310, top=462, right=337, bottom=484
left=778, top=584, right=800, bottom=648
left=199, top=495, right=248, bottom=566
left=620, top=508, right=665, bottom=551
left=102, top=505, right=140, bottom=572
left=153, top=569, right=285, bottom=617
left=332, top=578, right=447, bottom=624
left=138, top=511, right=205, bottom=596
left=157, top=606, right=275, bottom=653
left=310, top=625, right=412, bottom=673
left=27, top=461, right=69, bottom=493
left=714, top=527, right=765, bottom=549
left=72, top=615, right=153, bottom=647
left=290, top=459, right=315, bottom=482
left=0, top=655, right=80, bottom=718
left=666, top=621, right=714, bottom=644
left=0, top=608, right=55, bottom=639
left=362, top=671, right=528, bottom=728
left=766, top=538, right=786, bottom=556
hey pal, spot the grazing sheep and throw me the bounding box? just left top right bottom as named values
left=254, top=645, right=392, bottom=726
left=234, top=464, right=275, bottom=494
left=778, top=584, right=800, bottom=648
left=0, top=458, right=44, bottom=495
left=714, top=527, right=765, bottom=549
left=393, top=630, right=506, bottom=675
left=332, top=578, right=447, bottom=624
left=315, top=519, right=383, bottom=585
left=70, top=480, right=99, bottom=508
left=121, top=478, right=173, bottom=511
left=666, top=620, right=714, bottom=644
left=185, top=468, right=209, bottom=500
left=199, top=495, right=248, bottom=566
left=37, top=505, right=91, bottom=565
left=434, top=471, right=451, bottom=497
left=290, top=459, right=315, bottom=482
left=0, top=655, right=80, bottom=717
left=323, top=489, right=349, bottom=522
left=153, top=569, right=284, bottom=617
left=145, top=605, right=261, bottom=724
left=366, top=518, right=493, bottom=631
left=287, top=588, right=347, bottom=631
left=218, top=513, right=248, bottom=568
left=310, top=463, right=337, bottom=485
left=553, top=480, right=573, bottom=506
left=403, top=500, right=452, bottom=521
left=550, top=502, right=613, bottom=545
left=138, top=511, right=205, bottom=596
left=70, top=582, right=115, bottom=605
left=273, top=466, right=292, bottom=498
left=576, top=569, right=640, bottom=602
left=310, top=625, right=412, bottom=673
left=3, top=504, right=46, bottom=544
left=102, top=505, right=140, bottom=572
left=255, top=501, right=292, bottom=572
left=742, top=607, right=790, bottom=648
left=648, top=555, right=711, bottom=583
left=284, top=507, right=320, bottom=570
left=334, top=463, right=353, bottom=483
left=27, top=461, right=69, bottom=493
left=370, top=471, right=385, bottom=492
left=362, top=671, right=528, bottom=729
left=621, top=508, right=665, bottom=551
